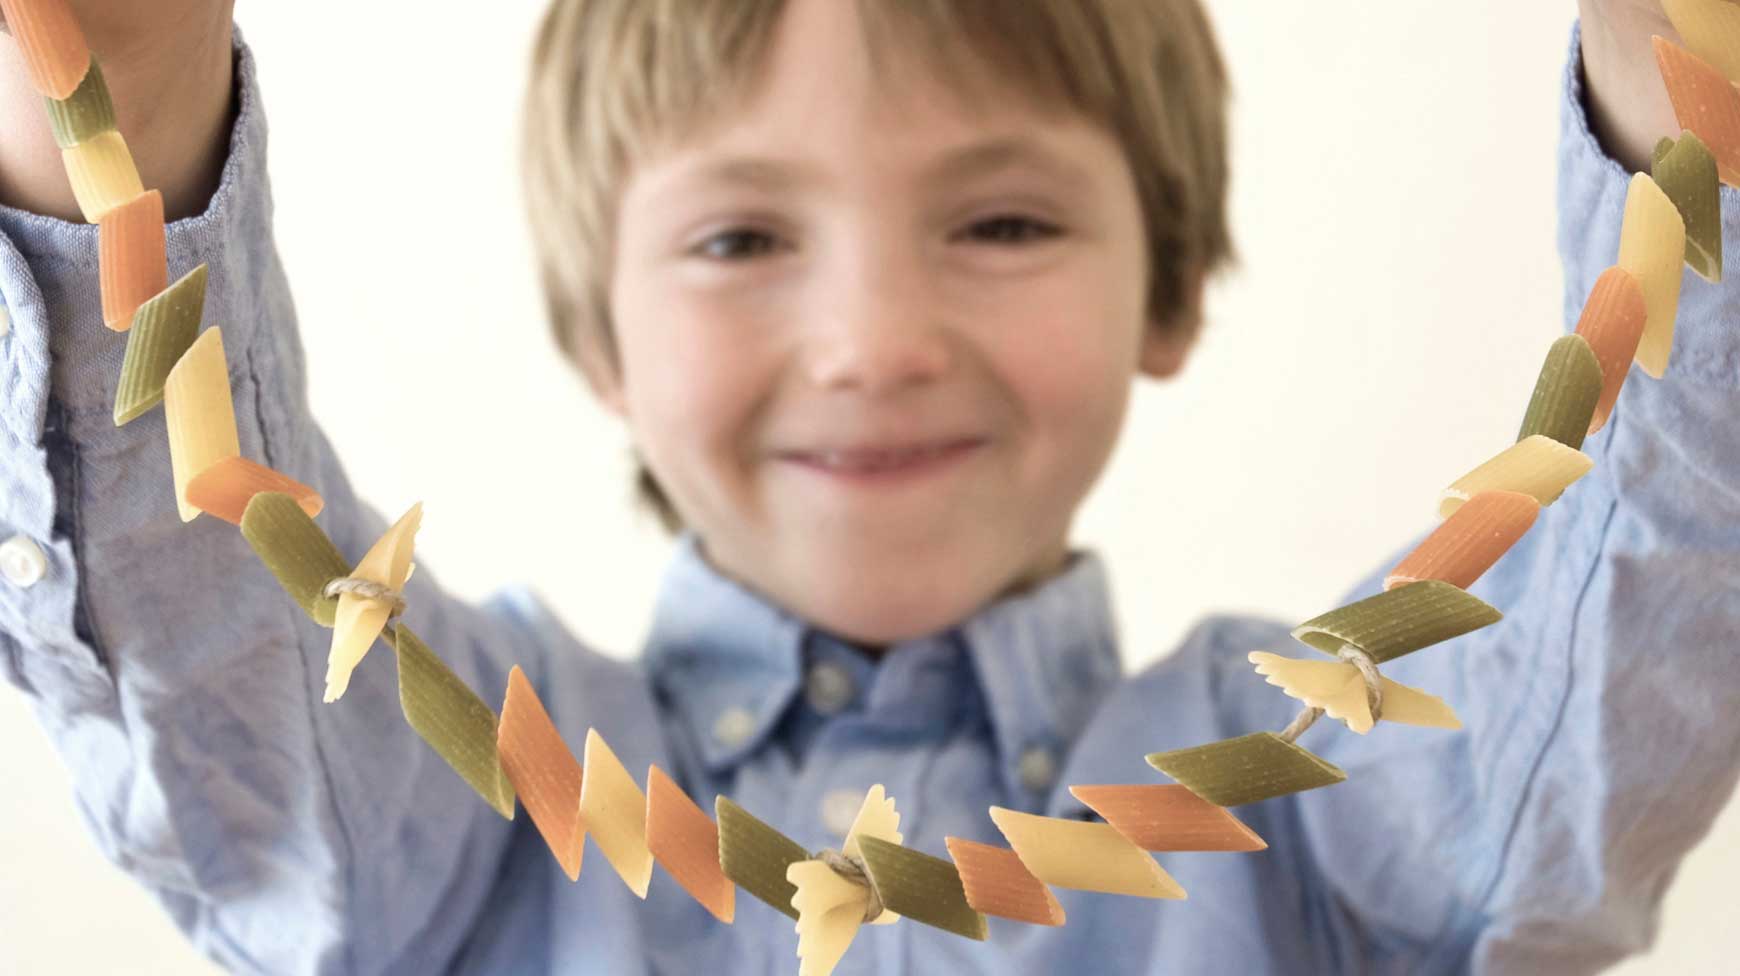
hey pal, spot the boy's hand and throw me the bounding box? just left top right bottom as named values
left=0, top=0, right=235, bottom=221
left=1577, top=0, right=1686, bottom=173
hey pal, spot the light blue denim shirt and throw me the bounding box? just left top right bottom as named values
left=2, top=20, right=1736, bottom=976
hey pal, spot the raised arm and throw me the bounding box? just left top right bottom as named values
left=1295, top=13, right=1740, bottom=972
left=1060, top=12, right=1739, bottom=975
left=0, top=12, right=651, bottom=974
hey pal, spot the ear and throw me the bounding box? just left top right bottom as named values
left=1137, top=265, right=1207, bottom=381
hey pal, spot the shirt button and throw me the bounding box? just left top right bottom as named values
left=1017, top=746, right=1058, bottom=793
left=821, top=788, right=863, bottom=837
left=711, top=706, right=756, bottom=748
left=803, top=662, right=855, bottom=715
left=0, top=534, right=48, bottom=587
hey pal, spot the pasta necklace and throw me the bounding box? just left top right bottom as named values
left=6, top=0, right=1735, bottom=972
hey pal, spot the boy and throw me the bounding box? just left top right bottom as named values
left=1, top=1, right=1735, bottom=974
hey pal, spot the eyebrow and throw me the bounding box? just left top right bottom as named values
left=672, top=135, right=1094, bottom=195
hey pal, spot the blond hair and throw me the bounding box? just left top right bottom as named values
left=521, top=0, right=1236, bottom=534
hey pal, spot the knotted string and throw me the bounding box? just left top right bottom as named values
left=322, top=577, right=408, bottom=618
left=814, top=848, right=885, bottom=923
left=1276, top=643, right=1385, bottom=743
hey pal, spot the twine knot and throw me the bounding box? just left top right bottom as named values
left=814, top=848, right=884, bottom=923
left=1277, top=642, right=1385, bottom=743
left=322, top=577, right=407, bottom=617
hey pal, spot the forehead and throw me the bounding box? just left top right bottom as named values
left=628, top=0, right=1110, bottom=200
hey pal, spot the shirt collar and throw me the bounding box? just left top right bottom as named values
left=642, top=530, right=1124, bottom=789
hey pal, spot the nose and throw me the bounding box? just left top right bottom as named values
left=804, top=240, right=954, bottom=395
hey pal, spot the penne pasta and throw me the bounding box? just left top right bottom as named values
left=238, top=491, right=349, bottom=627
left=1652, top=132, right=1723, bottom=282
left=62, top=128, right=143, bottom=223
left=43, top=54, right=113, bottom=149
left=1653, top=36, right=1740, bottom=188
left=1616, top=169, right=1688, bottom=377
left=987, top=808, right=1185, bottom=900
left=185, top=456, right=322, bottom=526
left=1386, top=490, right=1540, bottom=591
left=857, top=836, right=988, bottom=940
left=114, top=264, right=208, bottom=425
left=163, top=327, right=241, bottom=523
left=1292, top=580, right=1501, bottom=664
left=0, top=0, right=90, bottom=99
left=1517, top=335, right=1604, bottom=451
left=393, top=624, right=516, bottom=819
left=1572, top=267, right=1648, bottom=434
left=1662, top=0, right=1740, bottom=86
left=578, top=729, right=655, bottom=897
left=716, top=795, right=808, bottom=921
left=944, top=836, right=1065, bottom=926
left=1438, top=434, right=1593, bottom=518
left=99, top=189, right=169, bottom=333
left=646, top=765, right=733, bottom=922
left=1146, top=733, right=1345, bottom=808
left=498, top=667, right=587, bottom=881
left=1068, top=784, right=1267, bottom=852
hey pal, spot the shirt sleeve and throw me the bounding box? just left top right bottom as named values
left=1280, top=18, right=1740, bottom=974
left=0, top=28, right=644, bottom=976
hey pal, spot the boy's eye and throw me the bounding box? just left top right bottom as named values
left=693, top=228, right=779, bottom=261
left=962, top=214, right=1061, bottom=245
left=689, top=214, right=1060, bottom=262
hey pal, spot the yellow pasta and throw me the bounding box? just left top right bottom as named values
left=787, top=786, right=905, bottom=976
left=841, top=784, right=903, bottom=924
left=1438, top=435, right=1593, bottom=519
left=162, top=327, right=240, bottom=523
left=324, top=502, right=421, bottom=703
left=1664, top=0, right=1740, bottom=83
left=790, top=861, right=871, bottom=976
left=987, top=807, right=1185, bottom=900
left=61, top=128, right=144, bottom=223
left=1248, top=652, right=1461, bottom=735
left=578, top=729, right=654, bottom=897
left=1616, top=172, right=1687, bottom=378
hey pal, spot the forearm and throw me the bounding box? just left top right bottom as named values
left=1574, top=0, right=1684, bottom=174
left=0, top=0, right=234, bottom=221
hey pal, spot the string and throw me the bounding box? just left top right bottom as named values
left=814, top=848, right=885, bottom=923
left=1275, top=643, right=1384, bottom=744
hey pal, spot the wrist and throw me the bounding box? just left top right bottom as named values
left=1575, top=3, right=1683, bottom=174
left=0, top=12, right=233, bottom=223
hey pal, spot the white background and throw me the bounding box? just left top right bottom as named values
left=2, top=2, right=1734, bottom=973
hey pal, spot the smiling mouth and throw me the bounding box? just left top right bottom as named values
left=778, top=438, right=986, bottom=479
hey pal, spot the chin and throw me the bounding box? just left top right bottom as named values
left=793, top=562, right=986, bottom=647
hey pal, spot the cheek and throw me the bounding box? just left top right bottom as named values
left=988, top=276, right=1139, bottom=454
left=616, top=295, right=773, bottom=477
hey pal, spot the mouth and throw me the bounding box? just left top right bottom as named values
left=776, top=437, right=987, bottom=483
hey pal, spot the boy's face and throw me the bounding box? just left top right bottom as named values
left=605, top=0, right=1200, bottom=649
